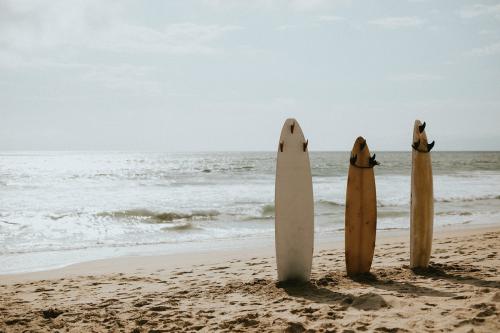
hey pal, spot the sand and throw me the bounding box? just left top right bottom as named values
left=1, top=225, right=499, bottom=333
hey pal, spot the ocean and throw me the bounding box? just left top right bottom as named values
left=1, top=151, right=499, bottom=274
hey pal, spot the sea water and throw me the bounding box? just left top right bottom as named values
left=1, top=151, right=499, bottom=273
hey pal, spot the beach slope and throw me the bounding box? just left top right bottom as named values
left=1, top=226, right=499, bottom=332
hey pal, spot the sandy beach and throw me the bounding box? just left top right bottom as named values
left=2, top=0, right=500, bottom=331
left=0, top=225, right=498, bottom=332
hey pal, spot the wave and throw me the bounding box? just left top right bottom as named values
left=261, top=200, right=344, bottom=214
left=48, top=213, right=73, bottom=220
left=317, top=199, right=344, bottom=207
left=201, top=165, right=256, bottom=173
left=244, top=200, right=343, bottom=221
left=376, top=201, right=405, bottom=208
left=378, top=211, right=408, bottom=219
left=161, top=223, right=200, bottom=232
left=436, top=211, right=473, bottom=217
left=241, top=216, right=273, bottom=221
left=436, top=194, right=500, bottom=203
left=239, top=204, right=275, bottom=221
left=231, top=165, right=255, bottom=172
left=96, top=209, right=220, bottom=223
left=0, top=219, right=18, bottom=225
left=261, top=204, right=275, bottom=217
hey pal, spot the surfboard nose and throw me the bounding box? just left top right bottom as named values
left=351, top=137, right=370, bottom=163
left=352, top=137, right=366, bottom=150
left=279, top=119, right=309, bottom=153
left=283, top=118, right=297, bottom=135
left=412, top=120, right=434, bottom=153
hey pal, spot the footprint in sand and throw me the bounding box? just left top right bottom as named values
left=209, top=266, right=230, bottom=271
left=148, top=305, right=170, bottom=312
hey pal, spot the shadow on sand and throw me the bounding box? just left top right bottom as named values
left=277, top=280, right=389, bottom=310
left=412, top=262, right=500, bottom=290
left=350, top=271, right=456, bottom=297
left=275, top=260, right=498, bottom=308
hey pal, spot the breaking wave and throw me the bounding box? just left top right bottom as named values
left=96, top=209, right=220, bottom=223
left=161, top=223, right=200, bottom=232
left=261, top=204, right=275, bottom=217
left=317, top=199, right=344, bottom=207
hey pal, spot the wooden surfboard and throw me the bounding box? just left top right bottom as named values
left=410, top=120, right=435, bottom=269
left=345, top=136, right=378, bottom=276
left=275, top=118, right=314, bottom=282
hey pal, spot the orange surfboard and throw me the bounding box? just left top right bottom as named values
left=345, top=137, right=378, bottom=276
left=410, top=120, right=435, bottom=269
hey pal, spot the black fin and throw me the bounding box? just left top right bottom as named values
left=427, top=140, right=435, bottom=152
left=369, top=153, right=379, bottom=166
left=279, top=141, right=284, bottom=152
left=291, top=121, right=295, bottom=134
left=360, top=139, right=366, bottom=151
left=350, top=154, right=357, bottom=166
left=419, top=122, right=426, bottom=133
left=303, top=139, right=308, bottom=152
left=412, top=139, right=420, bottom=150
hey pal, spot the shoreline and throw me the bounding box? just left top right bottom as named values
left=1, top=224, right=499, bottom=332
left=2, top=222, right=498, bottom=283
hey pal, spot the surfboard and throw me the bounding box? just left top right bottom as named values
left=345, top=136, right=379, bottom=276
left=275, top=118, right=314, bottom=282
left=410, top=120, right=435, bottom=269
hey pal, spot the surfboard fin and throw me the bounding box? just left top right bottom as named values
left=360, top=140, right=366, bottom=151
left=427, top=140, right=435, bottom=152
left=412, top=139, right=420, bottom=150
left=419, top=122, right=426, bottom=133
left=369, top=154, right=380, bottom=167
left=303, top=140, right=309, bottom=152
left=291, top=121, right=295, bottom=134
left=279, top=141, right=284, bottom=152
left=350, top=154, right=357, bottom=166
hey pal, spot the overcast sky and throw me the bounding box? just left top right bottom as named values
left=1, top=0, right=499, bottom=151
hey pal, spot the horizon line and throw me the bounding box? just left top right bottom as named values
left=1, top=149, right=499, bottom=153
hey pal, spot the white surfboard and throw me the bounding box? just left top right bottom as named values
left=410, top=120, right=435, bottom=268
left=275, top=118, right=314, bottom=282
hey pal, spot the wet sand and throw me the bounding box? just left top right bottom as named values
left=1, top=225, right=499, bottom=332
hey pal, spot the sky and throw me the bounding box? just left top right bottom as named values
left=1, top=0, right=499, bottom=151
